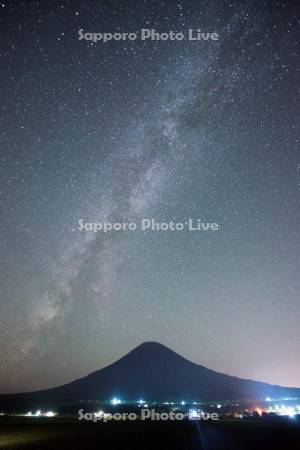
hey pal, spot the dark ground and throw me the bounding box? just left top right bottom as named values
left=0, top=416, right=299, bottom=450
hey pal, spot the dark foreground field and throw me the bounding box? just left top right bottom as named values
left=0, top=416, right=299, bottom=450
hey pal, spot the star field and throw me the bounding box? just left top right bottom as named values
left=0, top=0, right=299, bottom=393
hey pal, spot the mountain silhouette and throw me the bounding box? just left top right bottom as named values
left=1, top=342, right=300, bottom=410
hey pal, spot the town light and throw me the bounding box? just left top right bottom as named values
left=45, top=411, right=56, bottom=417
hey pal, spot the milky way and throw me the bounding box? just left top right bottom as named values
left=0, top=0, right=299, bottom=393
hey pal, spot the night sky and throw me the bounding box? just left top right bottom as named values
left=0, top=0, right=299, bottom=394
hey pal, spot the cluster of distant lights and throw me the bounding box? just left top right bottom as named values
left=265, top=396, right=298, bottom=402
left=110, top=397, right=300, bottom=419
left=262, top=397, right=300, bottom=418
left=111, top=398, right=221, bottom=408
left=105, top=398, right=300, bottom=420
left=111, top=398, right=191, bottom=407
left=111, top=398, right=150, bottom=407
left=2, top=396, right=299, bottom=419
left=25, top=410, right=57, bottom=417
left=0, top=410, right=57, bottom=417
left=266, top=404, right=300, bottom=418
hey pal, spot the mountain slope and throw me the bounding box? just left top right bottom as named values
left=1, top=342, right=299, bottom=410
